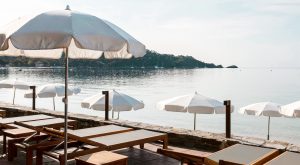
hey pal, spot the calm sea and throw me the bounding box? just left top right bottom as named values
left=1, top=67, right=300, bottom=144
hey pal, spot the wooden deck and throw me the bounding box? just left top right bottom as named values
left=0, top=135, right=211, bottom=165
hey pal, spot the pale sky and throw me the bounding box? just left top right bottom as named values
left=0, top=0, right=300, bottom=67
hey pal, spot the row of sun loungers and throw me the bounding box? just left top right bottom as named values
left=1, top=113, right=300, bottom=165
left=0, top=114, right=168, bottom=165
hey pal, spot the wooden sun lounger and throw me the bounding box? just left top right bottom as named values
left=0, top=114, right=54, bottom=129
left=1, top=115, right=55, bottom=154
left=68, top=125, right=134, bottom=139
left=36, top=129, right=168, bottom=165
left=3, top=118, right=77, bottom=163
left=204, top=144, right=280, bottom=165
left=264, top=151, right=300, bottom=165
left=7, top=125, right=133, bottom=165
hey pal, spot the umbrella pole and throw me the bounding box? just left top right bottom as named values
left=12, top=88, right=16, bottom=104
left=112, top=109, right=114, bottom=119
left=194, top=113, right=196, bottom=130
left=117, top=111, right=120, bottom=119
left=267, top=116, right=270, bottom=140
left=53, top=97, right=55, bottom=111
left=63, top=48, right=69, bottom=165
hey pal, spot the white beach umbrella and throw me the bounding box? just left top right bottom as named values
left=239, top=102, right=282, bottom=140
left=0, top=6, right=146, bottom=163
left=0, top=79, right=30, bottom=104
left=24, top=83, right=80, bottom=110
left=81, top=90, right=144, bottom=119
left=157, top=92, right=231, bottom=130
left=280, top=100, right=300, bottom=118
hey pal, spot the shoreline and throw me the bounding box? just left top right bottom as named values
left=0, top=102, right=299, bottom=152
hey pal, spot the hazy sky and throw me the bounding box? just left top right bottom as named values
left=0, top=0, right=299, bottom=67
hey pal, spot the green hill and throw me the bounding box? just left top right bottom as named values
left=0, top=50, right=236, bottom=69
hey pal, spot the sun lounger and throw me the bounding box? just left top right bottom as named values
left=264, top=151, right=300, bottom=165
left=3, top=118, right=77, bottom=164
left=75, top=151, right=128, bottom=165
left=0, top=115, right=56, bottom=154
left=68, top=125, right=134, bottom=139
left=158, top=144, right=280, bottom=165
left=7, top=125, right=133, bottom=165
left=0, top=114, right=54, bottom=129
left=36, top=129, right=168, bottom=165
left=204, top=144, right=280, bottom=165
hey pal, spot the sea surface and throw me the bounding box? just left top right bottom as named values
left=1, top=67, right=300, bottom=144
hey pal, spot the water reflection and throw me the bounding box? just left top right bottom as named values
left=1, top=67, right=300, bottom=145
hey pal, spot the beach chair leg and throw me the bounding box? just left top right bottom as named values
left=140, top=144, right=144, bottom=149
left=163, top=137, right=168, bottom=149
left=59, top=156, right=66, bottom=165
left=2, top=134, right=6, bottom=154
left=26, top=150, right=33, bottom=165
left=36, top=149, right=43, bottom=165
left=7, top=141, right=17, bottom=161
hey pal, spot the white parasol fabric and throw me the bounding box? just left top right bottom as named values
left=0, top=79, right=30, bottom=104
left=81, top=90, right=144, bottom=119
left=239, top=102, right=282, bottom=140
left=157, top=92, right=232, bottom=130
left=280, top=100, right=300, bottom=118
left=0, top=10, right=146, bottom=59
left=0, top=7, right=146, bottom=164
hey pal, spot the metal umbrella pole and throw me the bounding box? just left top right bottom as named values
left=267, top=116, right=270, bottom=140
left=63, top=48, right=69, bottom=165
left=194, top=113, right=197, bottom=130
left=53, top=97, right=56, bottom=111
left=12, top=87, right=16, bottom=104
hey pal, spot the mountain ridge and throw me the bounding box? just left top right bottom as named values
left=0, top=50, right=237, bottom=69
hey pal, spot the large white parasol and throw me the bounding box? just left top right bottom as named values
left=280, top=100, right=300, bottom=117
left=239, top=102, right=282, bottom=140
left=157, top=92, right=232, bottom=130
left=0, top=79, right=30, bottom=104
left=81, top=89, right=144, bottom=119
left=0, top=6, right=146, bottom=164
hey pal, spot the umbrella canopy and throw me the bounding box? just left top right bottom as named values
left=0, top=6, right=146, bottom=164
left=24, top=83, right=80, bottom=110
left=81, top=90, right=144, bottom=119
left=280, top=100, right=300, bottom=117
left=239, top=102, right=282, bottom=140
left=157, top=92, right=232, bottom=130
left=0, top=79, right=29, bottom=89
left=0, top=79, right=30, bottom=104
left=0, top=8, right=145, bottom=58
